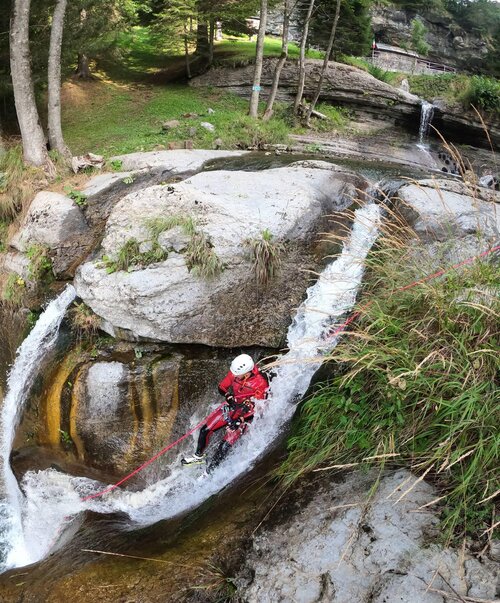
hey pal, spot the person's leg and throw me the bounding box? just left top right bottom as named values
left=195, top=407, right=227, bottom=456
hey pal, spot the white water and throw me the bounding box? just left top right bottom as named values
left=1, top=204, right=381, bottom=569
left=0, top=285, right=76, bottom=568
left=418, top=100, right=435, bottom=144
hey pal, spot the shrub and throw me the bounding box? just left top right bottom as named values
left=64, top=186, right=87, bottom=208
left=462, top=76, right=500, bottom=114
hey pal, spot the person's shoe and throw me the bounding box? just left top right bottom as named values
left=181, top=453, right=206, bottom=466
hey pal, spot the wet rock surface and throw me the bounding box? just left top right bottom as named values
left=236, top=470, right=500, bottom=603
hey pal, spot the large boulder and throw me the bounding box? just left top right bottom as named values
left=11, top=191, right=89, bottom=252
left=75, top=161, right=368, bottom=347
left=394, top=178, right=500, bottom=243
left=9, top=191, right=91, bottom=279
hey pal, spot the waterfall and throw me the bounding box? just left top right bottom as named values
left=2, top=204, right=381, bottom=569
left=418, top=101, right=435, bottom=144
left=0, top=285, right=76, bottom=569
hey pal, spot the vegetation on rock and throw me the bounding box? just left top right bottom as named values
left=279, top=214, right=499, bottom=542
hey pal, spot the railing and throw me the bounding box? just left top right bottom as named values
left=365, top=53, right=457, bottom=75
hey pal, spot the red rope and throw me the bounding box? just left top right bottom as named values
left=81, top=243, right=499, bottom=502
left=81, top=404, right=224, bottom=502
left=327, top=243, right=500, bottom=340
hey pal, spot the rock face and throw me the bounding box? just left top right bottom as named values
left=191, top=59, right=421, bottom=127
left=237, top=470, right=499, bottom=602
left=371, top=6, right=490, bottom=71
left=190, top=59, right=500, bottom=149
left=11, top=191, right=89, bottom=252
left=394, top=178, right=500, bottom=243
left=9, top=191, right=91, bottom=279
left=75, top=161, right=367, bottom=347
left=14, top=343, right=237, bottom=477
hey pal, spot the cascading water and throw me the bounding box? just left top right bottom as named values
left=1, top=203, right=381, bottom=570
left=418, top=100, right=435, bottom=145
left=0, top=285, right=76, bottom=569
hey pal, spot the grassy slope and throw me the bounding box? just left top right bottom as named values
left=61, top=30, right=340, bottom=157
left=279, top=217, right=499, bottom=542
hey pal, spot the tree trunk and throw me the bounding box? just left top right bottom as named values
left=184, top=23, right=191, bottom=79
left=75, top=53, right=91, bottom=79
left=263, top=0, right=292, bottom=121
left=249, top=0, right=268, bottom=118
left=208, top=19, right=215, bottom=66
left=48, top=0, right=71, bottom=160
left=196, top=21, right=210, bottom=62
left=293, top=0, right=315, bottom=115
left=10, top=0, right=51, bottom=168
left=305, top=0, right=341, bottom=126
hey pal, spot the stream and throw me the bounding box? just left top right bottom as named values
left=0, top=196, right=380, bottom=571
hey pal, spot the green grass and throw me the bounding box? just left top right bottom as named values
left=216, top=35, right=324, bottom=63
left=0, top=220, right=7, bottom=253
left=279, top=219, right=500, bottom=542
left=63, top=82, right=298, bottom=156
left=407, top=73, right=470, bottom=104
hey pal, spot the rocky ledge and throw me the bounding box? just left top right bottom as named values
left=236, top=469, right=499, bottom=602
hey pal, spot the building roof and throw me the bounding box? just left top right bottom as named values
left=375, top=43, right=419, bottom=58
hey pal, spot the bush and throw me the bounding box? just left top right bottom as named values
left=462, top=76, right=500, bottom=114
left=279, top=219, right=499, bottom=541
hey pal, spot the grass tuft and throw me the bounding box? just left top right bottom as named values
left=246, top=229, right=284, bottom=286
left=186, top=231, right=224, bottom=278
left=70, top=302, right=101, bottom=342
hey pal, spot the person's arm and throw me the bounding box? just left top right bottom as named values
left=218, top=371, right=233, bottom=396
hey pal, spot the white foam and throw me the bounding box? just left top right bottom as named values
left=0, top=286, right=76, bottom=567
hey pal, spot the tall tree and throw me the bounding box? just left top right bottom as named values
left=263, top=0, right=293, bottom=120
left=293, top=0, right=315, bottom=115
left=10, top=0, right=52, bottom=169
left=249, top=0, right=268, bottom=118
left=305, top=0, right=371, bottom=58
left=305, top=0, right=341, bottom=125
left=48, top=0, right=71, bottom=159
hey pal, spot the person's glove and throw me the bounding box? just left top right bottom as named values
left=241, top=398, right=254, bottom=414
left=225, top=391, right=236, bottom=407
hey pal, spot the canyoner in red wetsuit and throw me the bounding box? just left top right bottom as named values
left=181, top=354, right=269, bottom=472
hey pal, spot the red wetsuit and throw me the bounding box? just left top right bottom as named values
left=195, top=366, right=269, bottom=456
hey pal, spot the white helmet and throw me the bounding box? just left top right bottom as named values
left=230, top=354, right=254, bottom=376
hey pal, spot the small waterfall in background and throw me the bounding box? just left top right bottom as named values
left=1, top=203, right=381, bottom=570
left=418, top=100, right=435, bottom=145
left=0, top=285, right=76, bottom=569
